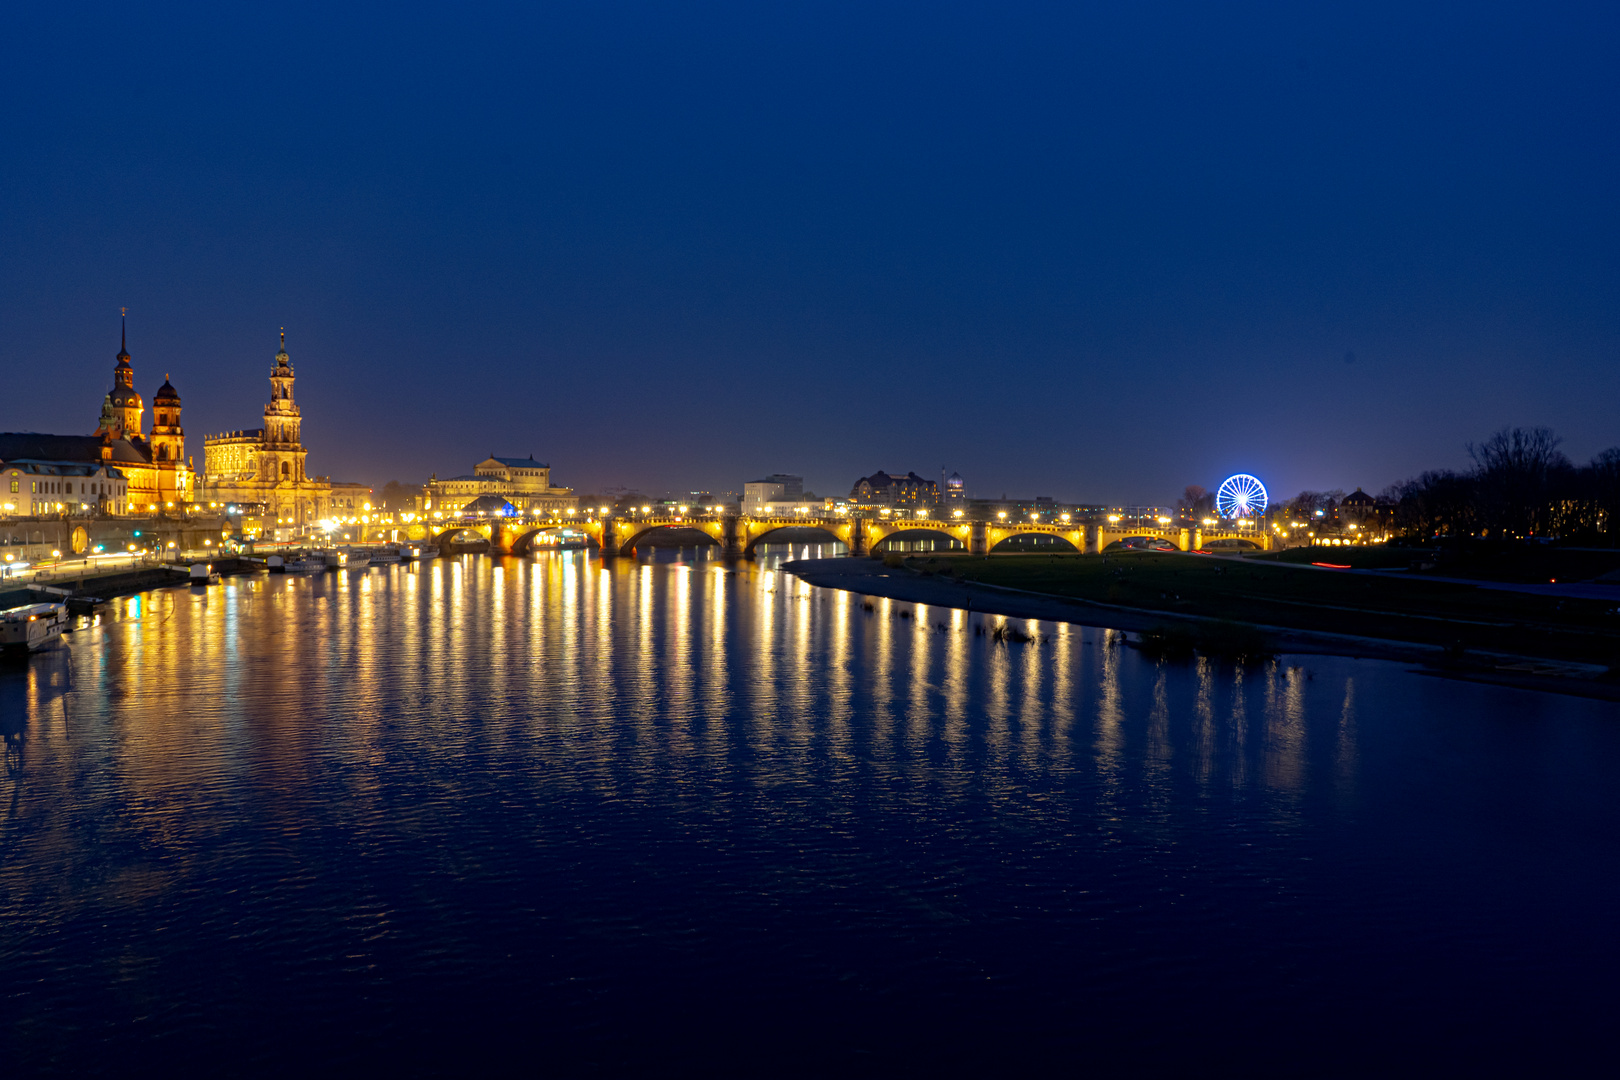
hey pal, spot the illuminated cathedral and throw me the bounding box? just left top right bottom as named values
left=199, top=332, right=368, bottom=533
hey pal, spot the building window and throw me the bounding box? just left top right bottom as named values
left=281, top=462, right=290, bottom=478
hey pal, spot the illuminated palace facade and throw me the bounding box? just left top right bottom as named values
left=200, top=333, right=368, bottom=531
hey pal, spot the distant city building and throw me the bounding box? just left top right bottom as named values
left=200, top=332, right=369, bottom=532
left=1340, top=488, right=1375, bottom=516
left=762, top=474, right=803, bottom=499
left=849, top=471, right=938, bottom=511
left=0, top=318, right=190, bottom=515
left=421, top=455, right=574, bottom=515
left=743, top=474, right=810, bottom=515
left=1336, top=487, right=1393, bottom=534
left=969, top=496, right=1104, bottom=520
left=944, top=471, right=966, bottom=508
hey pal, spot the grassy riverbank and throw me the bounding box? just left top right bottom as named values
left=904, top=551, right=1620, bottom=667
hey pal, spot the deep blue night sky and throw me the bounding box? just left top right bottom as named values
left=2, top=2, right=1617, bottom=503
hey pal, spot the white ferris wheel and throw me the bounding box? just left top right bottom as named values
left=1215, top=474, right=1268, bottom=519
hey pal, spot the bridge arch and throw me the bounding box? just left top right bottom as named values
left=981, top=524, right=1088, bottom=554
left=505, top=525, right=597, bottom=555
left=432, top=525, right=492, bottom=548
left=989, top=532, right=1079, bottom=553
left=869, top=527, right=966, bottom=554
left=741, top=523, right=846, bottom=557
left=610, top=520, right=728, bottom=557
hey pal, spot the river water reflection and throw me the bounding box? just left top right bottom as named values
left=3, top=546, right=1618, bottom=1072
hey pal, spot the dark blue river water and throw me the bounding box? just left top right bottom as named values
left=2, top=546, right=1618, bottom=1074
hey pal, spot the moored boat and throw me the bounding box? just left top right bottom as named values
left=400, top=544, right=440, bottom=561
left=1, top=603, right=68, bottom=654
left=189, top=563, right=220, bottom=585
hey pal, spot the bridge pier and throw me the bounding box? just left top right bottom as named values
left=847, top=517, right=867, bottom=557
left=489, top=520, right=517, bottom=554
left=598, top=517, right=621, bottom=558
left=969, top=520, right=988, bottom=556
left=721, top=515, right=745, bottom=558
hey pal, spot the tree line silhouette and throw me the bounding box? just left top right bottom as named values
left=1375, top=427, right=1617, bottom=543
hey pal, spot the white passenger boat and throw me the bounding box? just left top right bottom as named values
left=367, top=546, right=402, bottom=564
left=1, top=602, right=68, bottom=654
left=400, top=544, right=439, bottom=561
left=284, top=554, right=326, bottom=573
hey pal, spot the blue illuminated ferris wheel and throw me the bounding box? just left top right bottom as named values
left=1216, top=474, right=1268, bottom=519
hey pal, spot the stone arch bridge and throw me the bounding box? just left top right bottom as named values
left=384, top=514, right=1269, bottom=558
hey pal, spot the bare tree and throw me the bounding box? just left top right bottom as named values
left=1467, top=426, right=1570, bottom=537
left=1284, top=490, right=1345, bottom=520
left=1390, top=470, right=1478, bottom=537
left=1178, top=485, right=1214, bottom=516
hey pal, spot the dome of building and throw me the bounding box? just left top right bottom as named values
left=154, top=375, right=180, bottom=403
left=110, top=386, right=143, bottom=408
left=947, top=472, right=964, bottom=488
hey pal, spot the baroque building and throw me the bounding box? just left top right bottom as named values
left=89, top=319, right=194, bottom=509
left=421, top=455, right=574, bottom=515
left=200, top=333, right=369, bottom=533
left=0, top=318, right=189, bottom=516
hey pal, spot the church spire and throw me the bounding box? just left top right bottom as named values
left=118, top=307, right=130, bottom=361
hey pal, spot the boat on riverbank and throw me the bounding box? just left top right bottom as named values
left=1, top=602, right=68, bottom=654
left=401, top=544, right=439, bottom=561
left=269, top=553, right=326, bottom=573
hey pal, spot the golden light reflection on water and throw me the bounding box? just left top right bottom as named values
left=2, top=547, right=1378, bottom=859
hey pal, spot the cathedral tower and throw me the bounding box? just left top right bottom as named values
left=261, top=330, right=307, bottom=484
left=98, top=315, right=145, bottom=441
left=151, top=375, right=184, bottom=464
